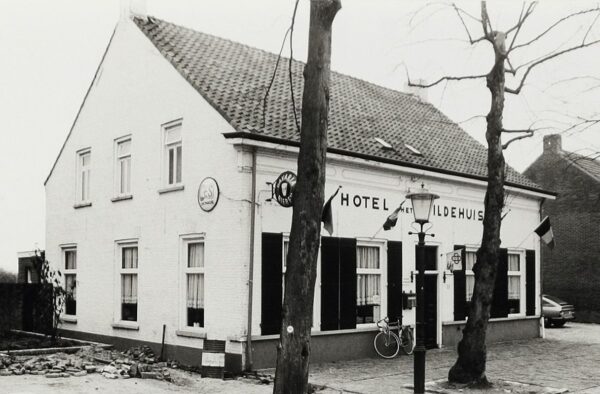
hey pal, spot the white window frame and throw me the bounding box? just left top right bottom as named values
left=62, top=244, right=77, bottom=317
left=179, top=234, right=206, bottom=332
left=114, top=239, right=139, bottom=327
left=356, top=240, right=385, bottom=327
left=282, top=236, right=289, bottom=299
left=162, top=120, right=183, bottom=187
left=114, top=135, right=132, bottom=197
left=76, top=149, right=91, bottom=203
left=507, top=250, right=526, bottom=317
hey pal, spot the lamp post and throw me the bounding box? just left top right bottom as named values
left=406, top=183, right=439, bottom=394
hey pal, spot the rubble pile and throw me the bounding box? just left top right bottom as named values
left=0, top=345, right=177, bottom=381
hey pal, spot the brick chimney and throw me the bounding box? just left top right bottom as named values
left=543, top=134, right=562, bottom=154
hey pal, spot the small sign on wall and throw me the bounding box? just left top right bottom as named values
left=198, top=177, right=220, bottom=212
left=446, top=250, right=462, bottom=271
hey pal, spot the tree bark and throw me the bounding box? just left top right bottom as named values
left=273, top=1, right=341, bottom=393
left=448, top=4, right=507, bottom=385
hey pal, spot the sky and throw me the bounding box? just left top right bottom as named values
left=0, top=0, right=599, bottom=273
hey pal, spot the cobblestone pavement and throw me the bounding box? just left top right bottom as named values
left=1, top=323, right=598, bottom=393
left=306, top=322, right=600, bottom=393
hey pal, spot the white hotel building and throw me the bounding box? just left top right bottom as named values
left=44, top=13, right=554, bottom=375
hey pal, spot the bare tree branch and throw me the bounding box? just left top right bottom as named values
left=506, top=2, right=537, bottom=52
left=288, top=0, right=301, bottom=133
left=452, top=3, right=486, bottom=44
left=583, top=11, right=600, bottom=44
left=505, top=38, right=600, bottom=95
left=510, top=6, right=600, bottom=53
left=262, top=27, right=291, bottom=129
left=406, top=72, right=487, bottom=88
left=502, top=130, right=534, bottom=149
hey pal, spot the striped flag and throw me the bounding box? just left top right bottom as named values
left=383, top=201, right=406, bottom=231
left=321, top=186, right=342, bottom=235
left=534, top=216, right=555, bottom=249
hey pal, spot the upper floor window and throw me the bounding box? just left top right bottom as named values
left=77, top=150, right=91, bottom=202
left=115, top=137, right=132, bottom=196
left=63, top=247, right=77, bottom=316
left=163, top=122, right=182, bottom=186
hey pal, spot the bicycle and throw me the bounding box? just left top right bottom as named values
left=374, top=317, right=414, bottom=358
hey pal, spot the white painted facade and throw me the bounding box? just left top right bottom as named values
left=45, top=17, right=546, bottom=369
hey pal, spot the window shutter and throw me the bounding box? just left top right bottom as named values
left=260, top=233, right=282, bottom=335
left=387, top=241, right=403, bottom=324
left=320, top=237, right=340, bottom=331
left=491, top=248, right=509, bottom=318
left=525, top=250, right=536, bottom=316
left=339, top=237, right=357, bottom=330
left=453, top=245, right=466, bottom=321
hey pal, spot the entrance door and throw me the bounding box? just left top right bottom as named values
left=416, top=245, right=438, bottom=349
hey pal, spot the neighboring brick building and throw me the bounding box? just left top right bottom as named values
left=45, top=10, right=551, bottom=374
left=524, top=134, right=600, bottom=323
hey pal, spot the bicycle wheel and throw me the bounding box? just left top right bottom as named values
left=401, top=327, right=414, bottom=355
left=374, top=331, right=400, bottom=359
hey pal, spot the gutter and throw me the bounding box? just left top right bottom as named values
left=222, top=131, right=556, bottom=198
left=245, top=148, right=257, bottom=370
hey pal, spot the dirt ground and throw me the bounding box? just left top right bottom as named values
left=0, top=368, right=272, bottom=394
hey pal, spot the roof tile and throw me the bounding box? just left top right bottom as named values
left=133, top=16, right=539, bottom=190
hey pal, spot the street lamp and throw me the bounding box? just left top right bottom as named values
left=406, top=183, right=439, bottom=394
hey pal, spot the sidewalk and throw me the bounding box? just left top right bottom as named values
left=302, top=323, right=600, bottom=393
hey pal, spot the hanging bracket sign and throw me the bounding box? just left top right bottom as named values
left=198, top=177, right=220, bottom=212
left=271, top=171, right=297, bottom=208
left=446, top=250, right=463, bottom=272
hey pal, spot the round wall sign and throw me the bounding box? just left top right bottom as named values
left=273, top=171, right=297, bottom=208
left=198, top=177, right=220, bottom=212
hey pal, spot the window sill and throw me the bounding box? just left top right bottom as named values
left=60, top=315, right=77, bottom=324
left=158, top=185, right=184, bottom=194
left=443, top=315, right=540, bottom=325
left=111, top=321, right=139, bottom=331
left=176, top=329, right=207, bottom=339
left=111, top=195, right=133, bottom=203
left=73, top=202, right=92, bottom=209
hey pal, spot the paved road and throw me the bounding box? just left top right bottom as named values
left=307, top=322, right=600, bottom=393
left=1, top=323, right=598, bottom=393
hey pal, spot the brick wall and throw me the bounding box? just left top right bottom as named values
left=524, top=136, right=600, bottom=322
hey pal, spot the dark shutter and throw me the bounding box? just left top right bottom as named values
left=453, top=245, right=466, bottom=321
left=339, top=238, right=357, bottom=330
left=387, top=241, right=403, bottom=323
left=260, top=233, right=282, bottom=335
left=491, top=248, right=509, bottom=318
left=526, top=250, right=536, bottom=316
left=320, top=237, right=339, bottom=331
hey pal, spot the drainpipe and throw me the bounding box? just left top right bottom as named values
left=246, top=148, right=257, bottom=370
left=539, top=198, right=545, bottom=339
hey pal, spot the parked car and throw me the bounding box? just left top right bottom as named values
left=542, top=294, right=575, bottom=327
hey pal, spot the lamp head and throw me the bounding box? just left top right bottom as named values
left=405, top=183, right=439, bottom=224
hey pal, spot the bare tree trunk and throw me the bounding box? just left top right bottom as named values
left=273, top=1, right=341, bottom=393
left=449, top=9, right=507, bottom=385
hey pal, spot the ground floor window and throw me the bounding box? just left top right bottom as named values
left=356, top=245, right=381, bottom=324
left=63, top=247, right=77, bottom=316
left=120, top=244, right=138, bottom=322
left=508, top=253, right=522, bottom=314
left=185, top=240, right=204, bottom=328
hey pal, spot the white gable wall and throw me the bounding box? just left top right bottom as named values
left=45, top=18, right=252, bottom=345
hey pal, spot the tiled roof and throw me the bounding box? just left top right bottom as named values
left=562, top=151, right=600, bottom=182
left=133, top=16, right=542, bottom=192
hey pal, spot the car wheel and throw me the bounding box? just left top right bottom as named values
left=553, top=320, right=566, bottom=328
left=544, top=318, right=552, bottom=328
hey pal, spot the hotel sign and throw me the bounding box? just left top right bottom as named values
left=339, top=192, right=483, bottom=222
